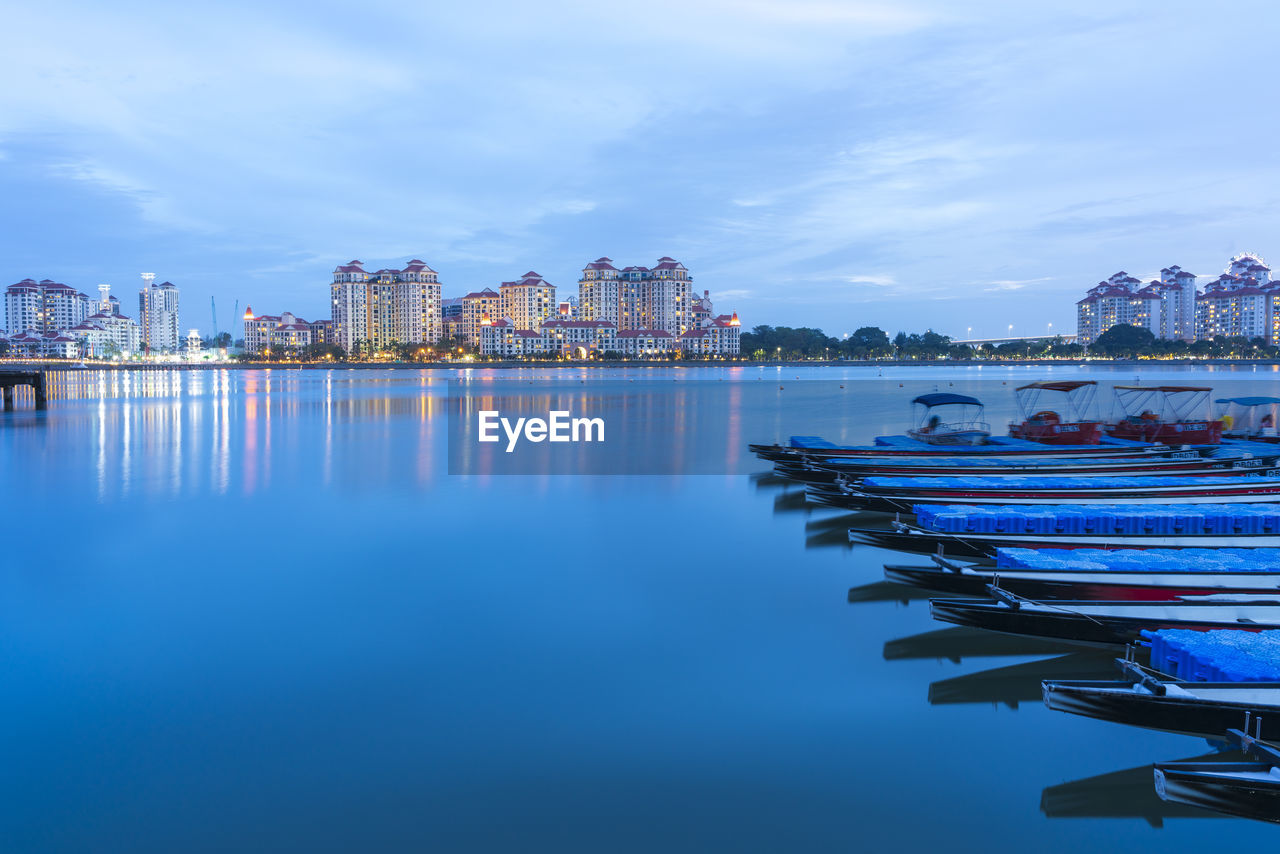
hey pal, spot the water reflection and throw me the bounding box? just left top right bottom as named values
left=884, top=627, right=1082, bottom=663
left=846, top=581, right=935, bottom=604
left=1041, top=752, right=1240, bottom=825
left=927, top=652, right=1116, bottom=708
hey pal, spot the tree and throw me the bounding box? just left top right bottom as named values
left=1090, top=324, right=1155, bottom=358
left=841, top=326, right=892, bottom=359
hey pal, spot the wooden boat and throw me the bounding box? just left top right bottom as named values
left=884, top=556, right=1280, bottom=601
left=1009, top=381, right=1103, bottom=444
left=905, top=393, right=991, bottom=445
left=1154, top=728, right=1280, bottom=823
left=852, top=510, right=1280, bottom=558
left=815, top=474, right=1280, bottom=513
left=930, top=592, right=1280, bottom=646
left=749, top=436, right=1171, bottom=463
left=1044, top=659, right=1280, bottom=741
left=1216, top=397, right=1280, bottom=443
left=782, top=448, right=1268, bottom=486
left=1106, top=385, right=1223, bottom=445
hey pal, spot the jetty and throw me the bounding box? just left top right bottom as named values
left=0, top=368, right=48, bottom=410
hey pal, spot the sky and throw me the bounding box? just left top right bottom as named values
left=3, top=0, right=1280, bottom=340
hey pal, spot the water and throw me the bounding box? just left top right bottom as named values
left=2, top=363, right=1279, bottom=852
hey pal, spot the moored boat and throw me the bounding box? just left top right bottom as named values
left=815, top=473, right=1280, bottom=513
left=884, top=558, right=1280, bottom=601
left=1106, top=385, right=1223, bottom=445
left=1044, top=665, right=1280, bottom=741
left=1216, top=396, right=1280, bottom=443
left=905, top=393, right=991, bottom=445
left=749, top=435, right=1172, bottom=463
left=781, top=447, right=1267, bottom=486
left=1009, top=380, right=1103, bottom=444
left=1154, top=729, right=1280, bottom=823
left=851, top=502, right=1280, bottom=557
left=929, top=593, right=1280, bottom=646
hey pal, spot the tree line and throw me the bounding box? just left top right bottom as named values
left=739, top=323, right=1280, bottom=361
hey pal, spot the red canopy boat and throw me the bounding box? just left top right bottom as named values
left=1106, top=385, right=1223, bottom=445
left=1009, top=380, right=1103, bottom=444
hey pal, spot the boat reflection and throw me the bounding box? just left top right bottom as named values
left=927, top=652, right=1116, bottom=708
left=1041, top=751, right=1239, bottom=825
left=846, top=581, right=935, bottom=604
left=884, top=626, right=1082, bottom=663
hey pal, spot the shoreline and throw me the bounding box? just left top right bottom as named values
left=5, top=358, right=1280, bottom=371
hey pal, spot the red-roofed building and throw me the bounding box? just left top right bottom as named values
left=460, top=288, right=501, bottom=345
left=498, top=272, right=556, bottom=331
left=577, top=257, right=694, bottom=335
left=331, top=258, right=442, bottom=351
left=5, top=278, right=91, bottom=335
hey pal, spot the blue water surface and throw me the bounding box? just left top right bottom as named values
left=2, top=363, right=1279, bottom=852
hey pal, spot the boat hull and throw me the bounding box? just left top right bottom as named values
left=807, top=454, right=1271, bottom=481
left=1154, top=763, right=1280, bottom=823
left=1042, top=680, right=1280, bottom=741
left=852, top=525, right=1280, bottom=558
left=823, top=482, right=1280, bottom=513
left=883, top=564, right=1280, bottom=601
left=1010, top=421, right=1103, bottom=445
left=929, top=598, right=1280, bottom=646
left=1109, top=420, right=1223, bottom=446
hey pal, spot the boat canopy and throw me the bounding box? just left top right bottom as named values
left=912, top=393, right=982, bottom=407
left=1112, top=385, right=1212, bottom=422
left=1014, top=380, right=1098, bottom=421
left=1015, top=380, right=1097, bottom=392
left=1214, top=397, right=1280, bottom=407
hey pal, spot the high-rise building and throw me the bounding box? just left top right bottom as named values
left=499, top=272, right=556, bottom=330
left=5, top=278, right=91, bottom=334
left=459, top=288, right=501, bottom=345
left=138, top=274, right=181, bottom=352
left=578, top=257, right=693, bottom=335
left=330, top=259, right=442, bottom=352
left=1075, top=254, right=1280, bottom=346
left=394, top=259, right=442, bottom=345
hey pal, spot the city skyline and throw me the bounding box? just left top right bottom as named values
left=5, top=2, right=1280, bottom=339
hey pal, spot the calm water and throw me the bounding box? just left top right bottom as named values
left=3, top=363, right=1280, bottom=852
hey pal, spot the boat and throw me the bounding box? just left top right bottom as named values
left=1009, top=381, right=1104, bottom=444
left=749, top=434, right=1172, bottom=463
left=1044, top=658, right=1280, bottom=741
left=1216, top=397, right=1280, bottom=443
left=813, top=473, right=1280, bottom=513
left=780, top=447, right=1267, bottom=486
left=1154, top=728, right=1280, bottom=823
left=1106, top=385, right=1223, bottom=445
left=905, top=393, right=991, bottom=445
left=850, top=503, right=1280, bottom=558
left=883, top=553, right=1280, bottom=601
left=929, top=592, right=1280, bottom=646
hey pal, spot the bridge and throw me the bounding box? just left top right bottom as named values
left=0, top=369, right=48, bottom=410
left=951, top=334, right=1078, bottom=346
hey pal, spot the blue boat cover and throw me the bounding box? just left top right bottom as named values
left=866, top=475, right=1274, bottom=490
left=913, top=503, right=1280, bottom=535
left=1143, top=629, right=1280, bottom=682
left=912, top=393, right=982, bottom=407
left=832, top=451, right=1253, bottom=469
left=995, top=547, right=1280, bottom=573
left=1216, top=397, right=1280, bottom=407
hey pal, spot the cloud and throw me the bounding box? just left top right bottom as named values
left=984, top=277, right=1053, bottom=292
left=846, top=274, right=897, bottom=287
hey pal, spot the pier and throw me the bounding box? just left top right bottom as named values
left=0, top=369, right=48, bottom=410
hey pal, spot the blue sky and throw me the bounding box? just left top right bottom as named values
left=4, top=0, right=1280, bottom=339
